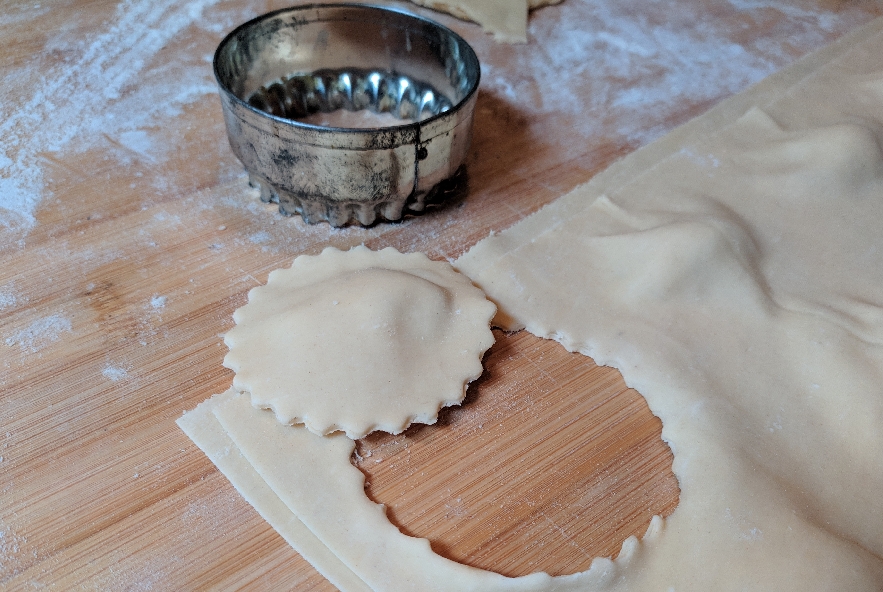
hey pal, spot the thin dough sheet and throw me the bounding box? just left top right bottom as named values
left=456, top=15, right=883, bottom=592
left=209, top=390, right=657, bottom=592
left=176, top=393, right=373, bottom=592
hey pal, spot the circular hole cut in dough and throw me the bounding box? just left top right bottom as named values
left=354, top=329, right=679, bottom=578
left=223, top=245, right=497, bottom=439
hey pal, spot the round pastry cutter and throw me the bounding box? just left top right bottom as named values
left=214, top=4, right=481, bottom=226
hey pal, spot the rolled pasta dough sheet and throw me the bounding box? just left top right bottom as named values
left=456, top=14, right=883, bottom=592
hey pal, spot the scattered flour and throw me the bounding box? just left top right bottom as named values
left=116, top=130, right=159, bottom=164
left=0, top=523, right=27, bottom=578
left=150, top=295, right=167, bottom=310
left=247, top=231, right=272, bottom=246
left=0, top=289, right=17, bottom=311
left=0, top=0, right=226, bottom=232
left=0, top=3, right=52, bottom=28
left=4, top=315, right=72, bottom=354
left=102, top=365, right=130, bottom=381
left=0, top=0, right=874, bottom=243
left=481, top=0, right=875, bottom=145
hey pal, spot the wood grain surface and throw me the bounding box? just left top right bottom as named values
left=1, top=1, right=881, bottom=590
left=356, top=330, right=678, bottom=578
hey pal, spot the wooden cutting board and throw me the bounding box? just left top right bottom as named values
left=1, top=1, right=879, bottom=589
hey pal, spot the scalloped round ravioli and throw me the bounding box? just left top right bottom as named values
left=223, top=246, right=496, bottom=439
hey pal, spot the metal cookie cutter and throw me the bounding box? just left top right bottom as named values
left=214, top=4, right=481, bottom=226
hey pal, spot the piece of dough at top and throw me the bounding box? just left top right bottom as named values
left=223, top=246, right=496, bottom=439
left=410, top=0, right=528, bottom=43
left=408, top=0, right=561, bottom=44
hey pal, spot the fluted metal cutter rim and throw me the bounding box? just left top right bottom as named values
left=213, top=5, right=480, bottom=133
left=213, top=4, right=481, bottom=226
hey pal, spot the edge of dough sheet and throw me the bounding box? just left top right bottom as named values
left=176, top=393, right=373, bottom=592
left=453, top=12, right=883, bottom=592
left=211, top=389, right=666, bottom=592
left=410, top=0, right=528, bottom=43
left=455, top=16, right=883, bottom=306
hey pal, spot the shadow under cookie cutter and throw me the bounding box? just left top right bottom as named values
left=214, top=3, right=481, bottom=227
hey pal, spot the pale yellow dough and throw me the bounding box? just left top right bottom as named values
left=408, top=0, right=561, bottom=43
left=186, top=389, right=653, bottom=591
left=223, top=246, right=496, bottom=439
left=176, top=392, right=374, bottom=592
left=180, top=16, right=883, bottom=592
left=455, top=17, right=883, bottom=592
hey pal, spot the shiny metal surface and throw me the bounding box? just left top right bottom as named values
left=214, top=4, right=480, bottom=226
